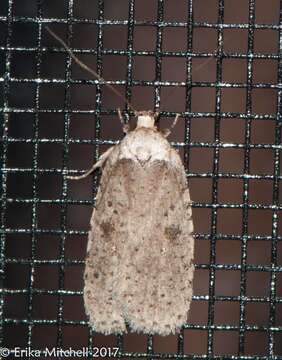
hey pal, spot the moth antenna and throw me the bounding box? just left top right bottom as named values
left=162, top=114, right=180, bottom=138
left=45, top=26, right=137, bottom=113
left=118, top=108, right=130, bottom=133
left=159, top=40, right=227, bottom=112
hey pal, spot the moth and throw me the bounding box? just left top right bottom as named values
left=47, top=27, right=194, bottom=336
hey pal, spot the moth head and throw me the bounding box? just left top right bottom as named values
left=135, top=111, right=158, bottom=129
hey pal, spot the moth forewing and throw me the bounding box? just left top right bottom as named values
left=84, top=112, right=194, bottom=335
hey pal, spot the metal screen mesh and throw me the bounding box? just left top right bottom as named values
left=1, top=0, right=282, bottom=358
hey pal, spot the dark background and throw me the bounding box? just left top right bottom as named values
left=1, top=0, right=282, bottom=358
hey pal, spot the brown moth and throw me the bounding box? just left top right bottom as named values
left=69, top=111, right=194, bottom=336
left=46, top=27, right=194, bottom=336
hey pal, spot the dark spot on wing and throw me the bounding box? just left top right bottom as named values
left=165, top=225, right=181, bottom=241
left=100, top=221, right=114, bottom=238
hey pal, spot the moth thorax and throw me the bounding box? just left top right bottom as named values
left=136, top=114, right=155, bottom=129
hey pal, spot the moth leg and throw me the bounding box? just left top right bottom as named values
left=163, top=114, right=180, bottom=138
left=118, top=108, right=130, bottom=133
left=67, top=146, right=114, bottom=180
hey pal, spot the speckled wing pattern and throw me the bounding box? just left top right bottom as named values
left=84, top=128, right=194, bottom=336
